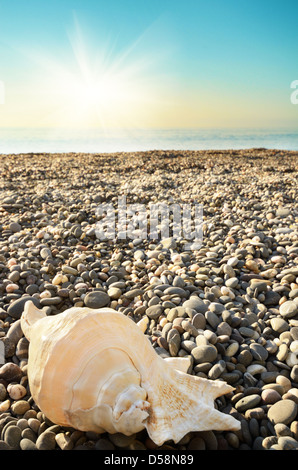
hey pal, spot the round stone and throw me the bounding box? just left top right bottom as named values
left=208, top=360, right=226, bottom=379
left=264, top=291, right=281, bottom=306
left=9, top=222, right=22, bottom=232
left=225, top=342, right=239, bottom=357
left=192, top=312, right=206, bottom=330
left=235, top=394, right=261, bottom=412
left=249, top=343, right=268, bottom=361
left=146, top=305, right=163, bottom=319
left=249, top=280, right=268, bottom=293
left=20, top=438, right=37, bottom=450
left=7, top=296, right=41, bottom=319
left=84, top=291, right=110, bottom=309
left=191, top=345, right=218, bottom=364
left=183, top=297, right=208, bottom=314
left=280, top=301, right=298, bottom=318
left=40, top=247, right=52, bottom=259
left=4, top=425, right=22, bottom=449
left=270, top=317, right=290, bottom=333
left=225, top=277, right=238, bottom=289
left=267, top=399, right=298, bottom=426
left=261, top=388, right=282, bottom=404
left=36, top=431, right=57, bottom=450
left=107, top=287, right=122, bottom=299
left=11, top=400, right=30, bottom=415
left=0, top=362, right=23, bottom=383
left=277, top=436, right=298, bottom=450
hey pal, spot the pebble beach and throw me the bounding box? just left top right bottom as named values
left=0, top=148, right=297, bottom=451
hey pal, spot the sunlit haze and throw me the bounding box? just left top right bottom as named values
left=0, top=0, right=298, bottom=132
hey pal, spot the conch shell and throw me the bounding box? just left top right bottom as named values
left=21, top=301, right=240, bottom=446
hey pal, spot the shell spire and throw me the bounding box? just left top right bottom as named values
left=21, top=301, right=240, bottom=446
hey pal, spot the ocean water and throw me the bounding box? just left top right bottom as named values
left=0, top=127, right=298, bottom=154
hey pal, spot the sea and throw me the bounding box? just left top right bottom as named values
left=0, top=127, right=298, bottom=154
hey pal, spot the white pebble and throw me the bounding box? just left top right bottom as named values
left=7, top=384, right=27, bottom=400
left=290, top=340, right=298, bottom=353
left=286, top=351, right=298, bottom=367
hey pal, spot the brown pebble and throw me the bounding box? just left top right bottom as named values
left=36, top=430, right=57, bottom=450
left=11, top=400, right=30, bottom=415
left=55, top=432, right=74, bottom=450
left=187, top=436, right=206, bottom=450
left=261, top=388, right=282, bottom=404
left=20, top=438, right=37, bottom=450
left=0, top=363, right=23, bottom=383
left=244, top=407, right=266, bottom=420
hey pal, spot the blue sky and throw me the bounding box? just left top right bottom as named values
left=0, top=0, right=297, bottom=129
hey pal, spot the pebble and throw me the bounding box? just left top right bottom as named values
left=271, top=317, right=290, bottom=333
left=35, top=431, right=57, bottom=450
left=183, top=297, right=208, bottom=313
left=280, top=301, right=298, bottom=318
left=0, top=149, right=297, bottom=452
left=267, top=400, right=298, bottom=426
left=261, top=388, right=281, bottom=404
left=3, top=425, right=22, bottom=449
left=83, top=291, right=110, bottom=309
left=191, top=345, right=218, bottom=364
left=234, top=394, right=262, bottom=412
left=0, top=362, right=23, bottom=382
left=146, top=305, right=163, bottom=319
left=7, top=296, right=41, bottom=319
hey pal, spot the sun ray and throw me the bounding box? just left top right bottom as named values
left=15, top=13, right=173, bottom=133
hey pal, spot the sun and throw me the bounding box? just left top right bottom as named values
left=24, top=14, right=172, bottom=131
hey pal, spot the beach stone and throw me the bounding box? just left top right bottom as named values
left=276, top=343, right=288, bottom=362
left=205, top=311, right=221, bottom=329
left=276, top=207, right=291, bottom=217
left=84, top=291, right=110, bottom=309
left=36, top=431, right=57, bottom=450
left=146, top=305, right=163, bottom=319
left=235, top=394, right=261, bottom=412
left=277, top=436, right=298, bottom=450
left=191, top=345, right=217, bottom=364
left=290, top=365, right=298, bottom=382
left=267, top=399, right=297, bottom=426
left=4, top=425, right=22, bottom=449
left=9, top=222, right=22, bottom=232
left=40, top=247, right=52, bottom=259
left=249, top=343, right=268, bottom=361
left=108, top=432, right=136, bottom=448
left=187, top=436, right=206, bottom=450
left=270, top=317, right=290, bottom=333
left=107, top=287, right=122, bottom=299
left=208, top=360, right=226, bottom=379
left=160, top=237, right=176, bottom=250
left=0, top=362, right=23, bottom=383
left=280, top=301, right=298, bottom=319
left=20, top=438, right=37, bottom=450
left=274, top=423, right=292, bottom=438
left=183, top=296, right=208, bottom=313
left=62, top=265, right=78, bottom=275
left=249, top=280, right=268, bottom=293
left=7, top=296, right=41, bottom=319
left=123, top=288, right=144, bottom=299
left=6, top=320, right=23, bottom=345
left=192, top=312, right=206, bottom=330
left=55, top=433, right=74, bottom=450
left=264, top=291, right=281, bottom=306
left=209, top=302, right=225, bottom=314
left=237, top=349, right=253, bottom=366
left=225, top=342, right=239, bottom=357
left=11, top=400, right=30, bottom=415
left=225, top=277, right=238, bottom=289
left=261, top=388, right=281, bottom=404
